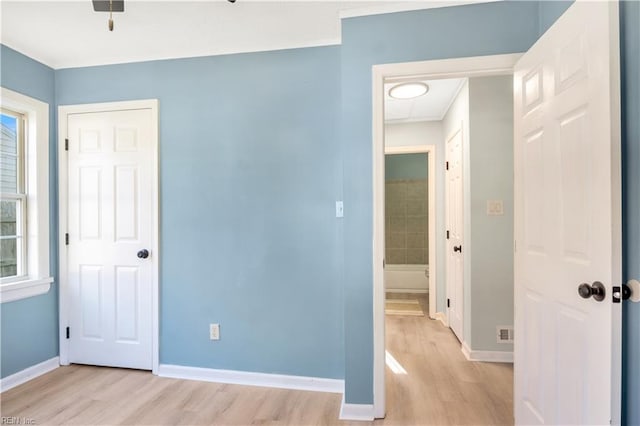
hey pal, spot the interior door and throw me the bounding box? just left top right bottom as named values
left=446, top=125, right=464, bottom=341
left=66, top=108, right=155, bottom=370
left=514, top=2, right=621, bottom=424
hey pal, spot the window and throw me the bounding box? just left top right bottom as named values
left=1, top=108, right=27, bottom=279
left=0, top=87, right=53, bottom=303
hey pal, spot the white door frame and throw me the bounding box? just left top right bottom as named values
left=57, top=99, right=160, bottom=374
left=384, top=145, right=435, bottom=316
left=372, top=54, right=520, bottom=418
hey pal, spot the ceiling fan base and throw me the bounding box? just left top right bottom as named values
left=92, top=0, right=124, bottom=13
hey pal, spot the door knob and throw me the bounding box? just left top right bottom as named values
left=137, top=249, right=150, bottom=259
left=578, top=281, right=606, bottom=302
left=453, top=245, right=462, bottom=253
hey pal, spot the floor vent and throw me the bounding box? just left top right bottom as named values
left=496, top=326, right=514, bottom=343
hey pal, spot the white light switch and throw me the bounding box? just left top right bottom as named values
left=209, top=323, right=220, bottom=340
left=336, top=201, right=344, bottom=218
left=487, top=200, right=504, bottom=216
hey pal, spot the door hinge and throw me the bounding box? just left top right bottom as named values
left=446, top=230, right=450, bottom=239
left=66, top=327, right=70, bottom=339
left=446, top=161, right=449, bottom=170
left=65, top=233, right=69, bottom=245
left=447, top=298, right=450, bottom=308
left=65, top=138, right=69, bottom=151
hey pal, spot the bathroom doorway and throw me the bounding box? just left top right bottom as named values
left=384, top=148, right=434, bottom=319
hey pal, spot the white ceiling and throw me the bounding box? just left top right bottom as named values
left=384, top=78, right=465, bottom=123
left=0, top=1, right=491, bottom=69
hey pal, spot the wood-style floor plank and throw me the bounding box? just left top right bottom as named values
left=0, top=293, right=512, bottom=425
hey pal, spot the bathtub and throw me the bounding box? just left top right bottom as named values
left=384, top=264, right=429, bottom=293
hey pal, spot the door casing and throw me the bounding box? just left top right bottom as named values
left=57, top=99, right=160, bottom=374
left=372, top=54, right=521, bottom=418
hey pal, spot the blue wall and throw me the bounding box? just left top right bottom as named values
left=55, top=47, right=345, bottom=378
left=0, top=45, right=59, bottom=378
left=620, top=2, right=640, bottom=424
left=1, top=1, right=638, bottom=422
left=340, top=1, right=541, bottom=403
left=385, top=153, right=427, bottom=181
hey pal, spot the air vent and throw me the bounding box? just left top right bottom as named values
left=496, top=326, right=514, bottom=343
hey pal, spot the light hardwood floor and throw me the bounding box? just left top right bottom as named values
left=1, top=294, right=513, bottom=425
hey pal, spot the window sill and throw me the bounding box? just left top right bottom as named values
left=0, top=277, right=54, bottom=303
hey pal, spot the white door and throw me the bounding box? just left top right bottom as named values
left=514, top=2, right=621, bottom=424
left=66, top=108, right=155, bottom=370
left=446, top=125, right=464, bottom=341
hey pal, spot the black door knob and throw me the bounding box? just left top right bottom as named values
left=137, top=249, right=150, bottom=259
left=578, top=281, right=606, bottom=302
left=453, top=245, right=462, bottom=253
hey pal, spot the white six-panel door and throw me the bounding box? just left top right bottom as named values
left=446, top=125, right=464, bottom=341
left=514, top=1, right=621, bottom=424
left=66, top=108, right=155, bottom=370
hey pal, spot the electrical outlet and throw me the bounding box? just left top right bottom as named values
left=209, top=323, right=220, bottom=340
left=335, top=201, right=344, bottom=218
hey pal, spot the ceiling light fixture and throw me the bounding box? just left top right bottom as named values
left=389, top=82, right=429, bottom=100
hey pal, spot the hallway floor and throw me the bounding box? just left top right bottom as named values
left=1, top=295, right=513, bottom=425
left=382, top=292, right=513, bottom=425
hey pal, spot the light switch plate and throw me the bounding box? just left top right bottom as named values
left=336, top=201, right=344, bottom=218
left=487, top=200, right=504, bottom=216
left=209, top=323, right=220, bottom=340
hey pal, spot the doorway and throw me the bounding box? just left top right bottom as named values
left=372, top=54, right=520, bottom=418
left=58, top=100, right=160, bottom=373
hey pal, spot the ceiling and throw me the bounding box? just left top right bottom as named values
left=0, top=1, right=490, bottom=69
left=384, top=78, right=465, bottom=123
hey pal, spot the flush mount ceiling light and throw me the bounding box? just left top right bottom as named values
left=388, top=82, right=429, bottom=100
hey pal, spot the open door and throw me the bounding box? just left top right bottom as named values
left=514, top=2, right=621, bottom=425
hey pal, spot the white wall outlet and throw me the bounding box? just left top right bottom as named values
left=336, top=201, right=344, bottom=218
left=486, top=200, right=504, bottom=215
left=209, top=323, right=220, bottom=340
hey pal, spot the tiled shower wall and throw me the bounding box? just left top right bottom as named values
left=385, top=179, right=428, bottom=264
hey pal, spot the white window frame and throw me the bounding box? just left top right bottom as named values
left=0, top=87, right=53, bottom=303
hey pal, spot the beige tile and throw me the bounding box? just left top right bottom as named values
left=386, top=201, right=406, bottom=217
left=407, top=232, right=426, bottom=248
left=386, top=182, right=407, bottom=203
left=387, top=249, right=406, bottom=264
left=389, top=232, right=406, bottom=249
left=407, top=249, right=426, bottom=265
left=389, top=217, right=406, bottom=232
left=407, top=199, right=426, bottom=216
left=407, top=180, right=427, bottom=198
left=407, top=216, right=427, bottom=232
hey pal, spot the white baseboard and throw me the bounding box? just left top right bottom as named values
left=339, top=395, right=375, bottom=421
left=461, top=342, right=513, bottom=363
left=157, top=364, right=344, bottom=394
left=0, top=357, right=59, bottom=392
left=435, top=312, right=449, bottom=327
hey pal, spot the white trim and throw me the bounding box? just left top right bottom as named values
left=0, top=277, right=53, bottom=303
left=0, top=357, right=59, bottom=393
left=157, top=364, right=344, bottom=394
left=461, top=341, right=513, bottom=363
left=57, top=99, right=160, bottom=374
left=339, top=0, right=498, bottom=19
left=0, top=87, right=53, bottom=303
left=435, top=311, right=449, bottom=327
left=339, top=395, right=375, bottom=421
left=372, top=53, right=521, bottom=419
